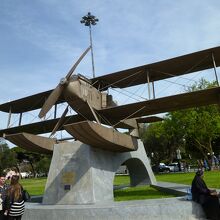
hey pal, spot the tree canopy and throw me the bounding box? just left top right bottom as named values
left=0, top=138, right=18, bottom=173
left=0, top=138, right=51, bottom=176
left=141, top=79, right=220, bottom=166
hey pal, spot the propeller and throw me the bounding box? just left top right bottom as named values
left=50, top=105, right=69, bottom=137
left=38, top=46, right=91, bottom=119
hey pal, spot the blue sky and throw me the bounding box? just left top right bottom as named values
left=0, top=0, right=220, bottom=139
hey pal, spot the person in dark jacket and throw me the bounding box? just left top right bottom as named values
left=191, top=170, right=220, bottom=220
left=4, top=175, right=25, bottom=220
left=0, top=173, right=9, bottom=220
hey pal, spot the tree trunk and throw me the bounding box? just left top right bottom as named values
left=29, top=160, right=36, bottom=177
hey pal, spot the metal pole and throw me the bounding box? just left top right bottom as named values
left=80, top=12, right=98, bottom=78
left=89, top=25, right=96, bottom=78
left=212, top=53, right=219, bottom=86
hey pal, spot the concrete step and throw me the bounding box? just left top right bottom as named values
left=23, top=197, right=206, bottom=220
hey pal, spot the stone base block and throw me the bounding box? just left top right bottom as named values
left=23, top=197, right=206, bottom=220
left=43, top=140, right=156, bottom=205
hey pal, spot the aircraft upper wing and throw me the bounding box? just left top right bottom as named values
left=92, top=46, right=220, bottom=91
left=0, top=46, right=219, bottom=114
left=0, top=86, right=219, bottom=137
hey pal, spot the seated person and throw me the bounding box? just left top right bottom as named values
left=191, top=169, right=220, bottom=220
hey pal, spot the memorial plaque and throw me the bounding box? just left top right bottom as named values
left=61, top=172, right=75, bottom=185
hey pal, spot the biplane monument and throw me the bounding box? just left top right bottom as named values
left=0, top=46, right=220, bottom=219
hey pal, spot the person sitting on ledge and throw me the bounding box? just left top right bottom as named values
left=191, top=169, right=220, bottom=220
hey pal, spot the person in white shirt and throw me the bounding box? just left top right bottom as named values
left=5, top=168, right=19, bottom=180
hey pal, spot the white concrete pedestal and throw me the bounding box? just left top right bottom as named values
left=43, top=140, right=156, bottom=205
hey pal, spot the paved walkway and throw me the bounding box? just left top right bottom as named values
left=152, top=181, right=220, bottom=197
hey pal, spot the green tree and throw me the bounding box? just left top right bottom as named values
left=35, top=156, right=51, bottom=174
left=0, top=139, right=18, bottom=172
left=169, top=105, right=220, bottom=160
left=141, top=122, right=170, bottom=168
left=12, top=147, right=52, bottom=176
left=141, top=79, right=220, bottom=167
left=166, top=79, right=220, bottom=162
left=163, top=112, right=186, bottom=161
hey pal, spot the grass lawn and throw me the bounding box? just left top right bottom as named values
left=114, top=185, right=175, bottom=201
left=19, top=178, right=46, bottom=196
left=17, top=171, right=220, bottom=201
left=18, top=176, right=175, bottom=201
left=156, top=171, right=220, bottom=189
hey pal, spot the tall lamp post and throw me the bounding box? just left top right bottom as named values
left=80, top=12, right=99, bottom=78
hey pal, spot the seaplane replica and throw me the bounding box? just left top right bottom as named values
left=0, top=46, right=220, bottom=154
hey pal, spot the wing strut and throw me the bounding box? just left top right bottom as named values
left=212, top=53, right=219, bottom=86
left=87, top=102, right=101, bottom=124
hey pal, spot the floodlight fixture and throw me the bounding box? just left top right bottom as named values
left=80, top=12, right=99, bottom=77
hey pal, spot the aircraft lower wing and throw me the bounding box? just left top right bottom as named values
left=0, top=115, right=84, bottom=137
left=0, top=90, right=66, bottom=113
left=0, top=86, right=219, bottom=137
left=136, top=116, right=163, bottom=123
left=99, top=87, right=220, bottom=121
left=0, top=112, right=133, bottom=137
